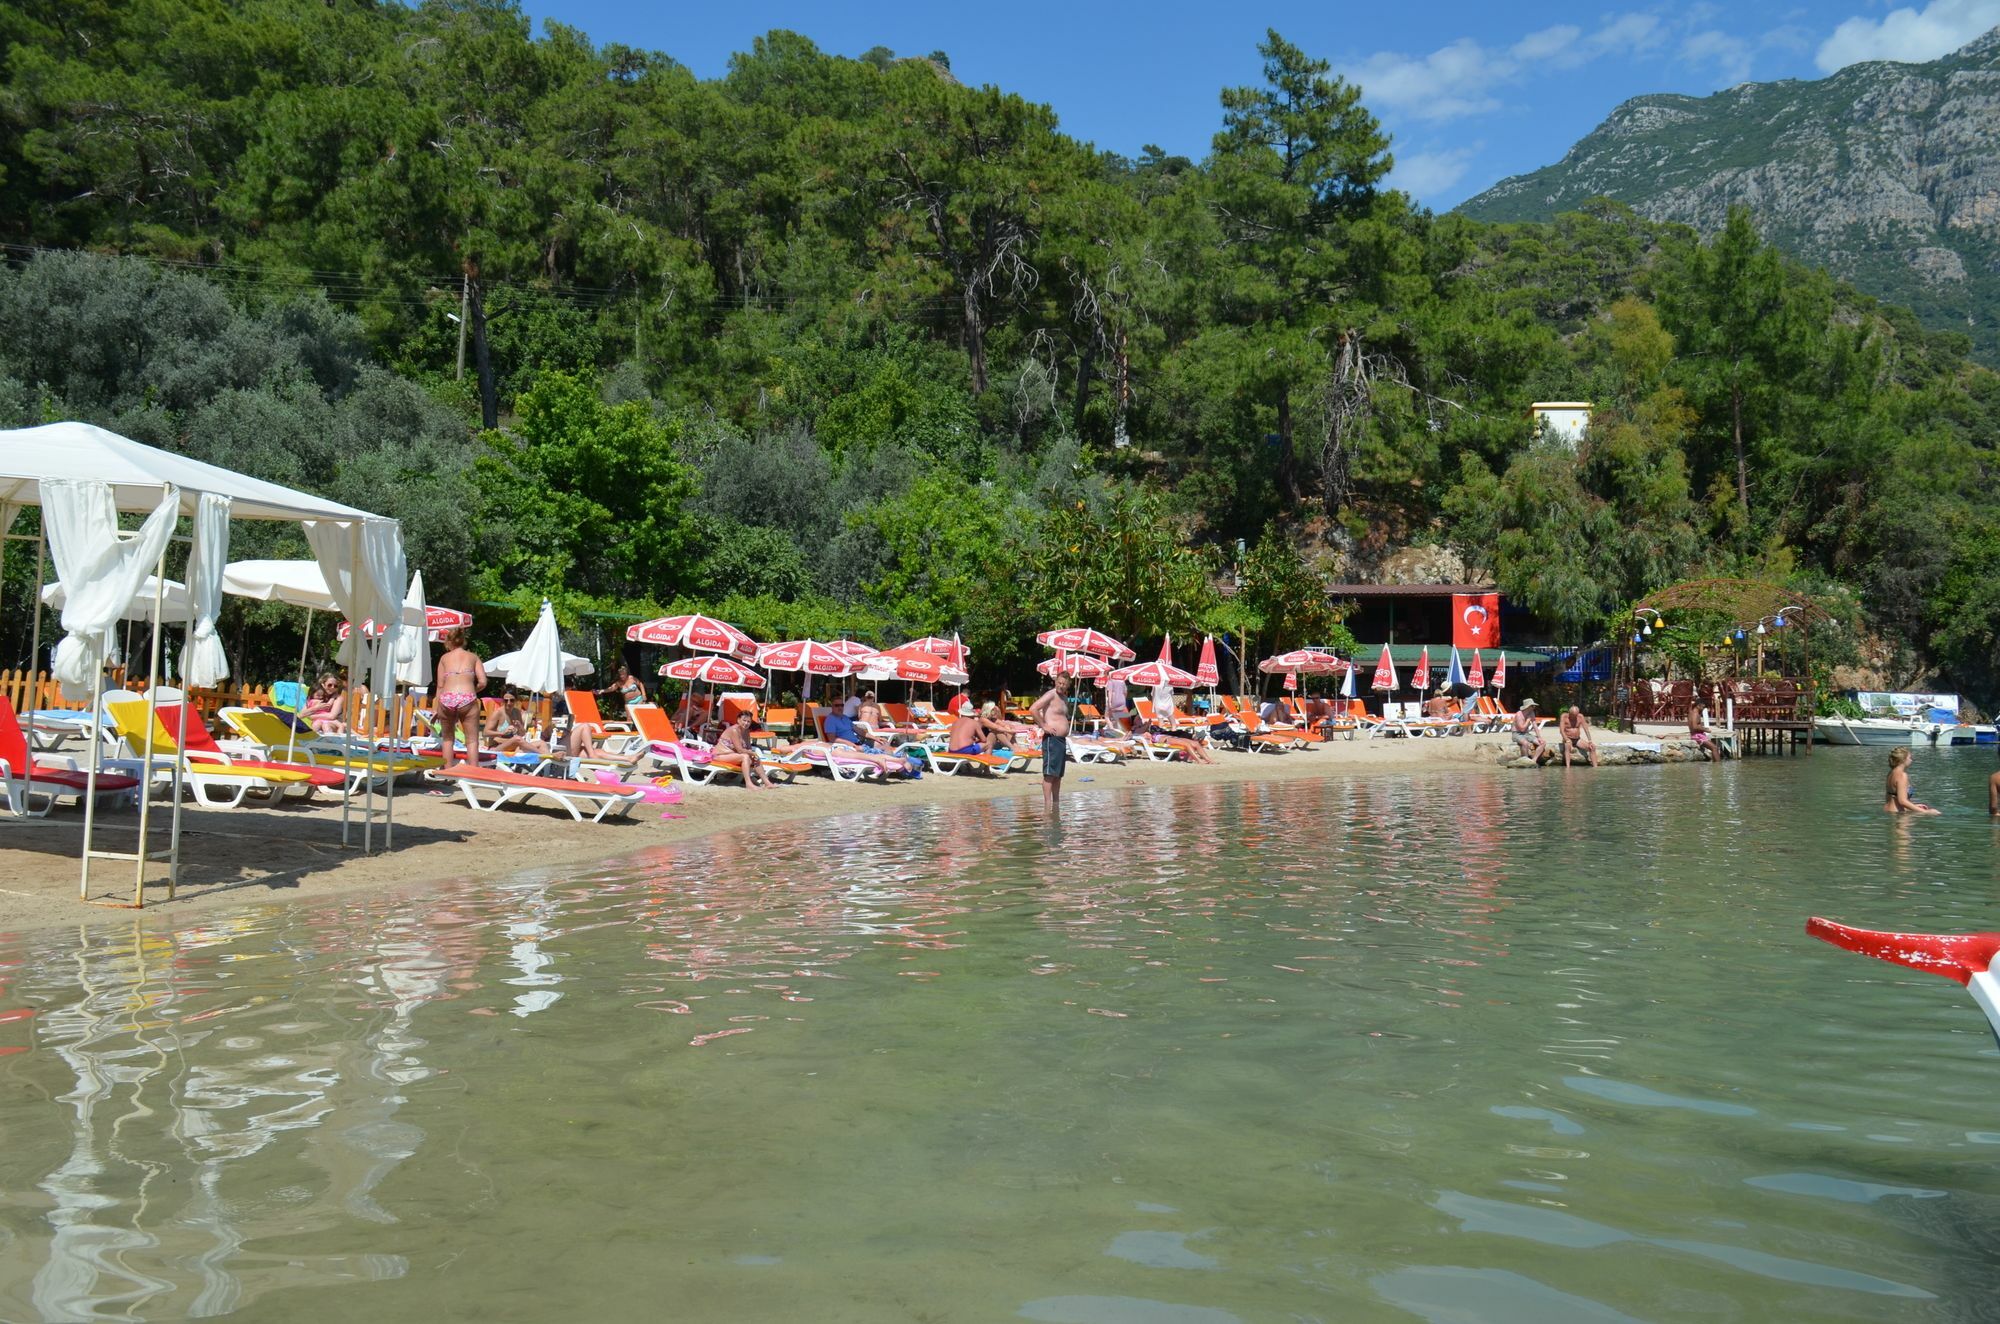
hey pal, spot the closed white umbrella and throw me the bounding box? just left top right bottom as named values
left=493, top=601, right=575, bottom=694
left=395, top=570, right=433, bottom=688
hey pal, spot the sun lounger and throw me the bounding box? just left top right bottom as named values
left=156, top=704, right=347, bottom=789
left=566, top=690, right=633, bottom=733
left=436, top=763, right=647, bottom=822
left=919, top=747, right=1011, bottom=776
left=105, top=700, right=322, bottom=807
left=0, top=696, right=141, bottom=815
left=219, top=707, right=441, bottom=779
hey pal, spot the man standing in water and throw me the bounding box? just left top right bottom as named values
left=1028, top=674, right=1070, bottom=818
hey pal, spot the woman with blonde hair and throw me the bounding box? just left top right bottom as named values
left=1884, top=746, right=1939, bottom=814
left=302, top=673, right=349, bottom=735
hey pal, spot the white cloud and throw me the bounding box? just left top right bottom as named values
left=1681, top=29, right=1757, bottom=84
left=1390, top=145, right=1479, bottom=199
left=1344, top=12, right=1661, bottom=123
left=1815, top=0, right=2000, bottom=72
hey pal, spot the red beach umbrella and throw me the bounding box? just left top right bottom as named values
left=1410, top=646, right=1432, bottom=692
left=1467, top=649, right=1486, bottom=689
left=1283, top=671, right=1298, bottom=692
left=627, top=613, right=760, bottom=661
left=1493, top=653, right=1508, bottom=690
left=756, top=639, right=861, bottom=677
left=1370, top=644, right=1398, bottom=693
left=900, top=635, right=971, bottom=669
left=1195, top=636, right=1220, bottom=687
left=859, top=645, right=968, bottom=686
left=1258, top=648, right=1345, bottom=675
left=823, top=638, right=879, bottom=661
left=1038, top=652, right=1111, bottom=679
left=336, top=604, right=472, bottom=640
left=659, top=654, right=765, bottom=688
left=1035, top=627, right=1136, bottom=660
left=1109, top=642, right=1198, bottom=688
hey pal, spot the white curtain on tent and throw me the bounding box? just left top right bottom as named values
left=359, top=519, right=408, bottom=695
left=303, top=518, right=406, bottom=694
left=42, top=479, right=178, bottom=700
left=181, top=492, right=231, bottom=688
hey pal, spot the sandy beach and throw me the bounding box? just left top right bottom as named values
left=0, top=729, right=1657, bottom=934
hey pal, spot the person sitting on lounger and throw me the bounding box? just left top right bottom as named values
left=714, top=710, right=774, bottom=789
left=1511, top=698, right=1550, bottom=764
left=303, top=673, right=349, bottom=735
left=1559, top=705, right=1599, bottom=768
left=1424, top=693, right=1452, bottom=719
left=485, top=689, right=550, bottom=754
left=980, top=701, right=1033, bottom=751
left=947, top=704, right=996, bottom=755
left=1138, top=714, right=1219, bottom=764
left=827, top=707, right=925, bottom=773
left=856, top=690, right=884, bottom=738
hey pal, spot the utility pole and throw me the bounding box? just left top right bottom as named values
left=455, top=273, right=469, bottom=380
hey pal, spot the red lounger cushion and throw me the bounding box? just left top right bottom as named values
left=24, top=766, right=139, bottom=793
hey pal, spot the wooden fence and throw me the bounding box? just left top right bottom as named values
left=0, top=668, right=557, bottom=739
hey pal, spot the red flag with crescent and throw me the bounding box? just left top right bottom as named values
left=1453, top=593, right=1500, bottom=650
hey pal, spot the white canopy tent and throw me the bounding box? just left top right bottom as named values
left=0, top=422, right=406, bottom=907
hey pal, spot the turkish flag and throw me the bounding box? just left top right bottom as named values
left=1453, top=593, right=1501, bottom=650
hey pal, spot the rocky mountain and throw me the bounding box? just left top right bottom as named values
left=1459, top=29, right=2000, bottom=359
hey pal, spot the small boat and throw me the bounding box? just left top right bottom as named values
left=1808, top=918, right=2000, bottom=1046
left=1929, top=723, right=1999, bottom=746
left=1813, top=715, right=1931, bottom=746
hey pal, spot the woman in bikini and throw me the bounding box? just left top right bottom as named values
left=1885, top=746, right=1939, bottom=814
left=434, top=628, right=486, bottom=764
left=302, top=673, right=349, bottom=735
left=489, top=689, right=549, bottom=755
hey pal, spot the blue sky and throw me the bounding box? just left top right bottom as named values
left=526, top=1, right=2000, bottom=209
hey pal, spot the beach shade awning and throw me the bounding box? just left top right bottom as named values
left=1370, top=643, right=1398, bottom=692
left=626, top=613, right=760, bottom=660
left=661, top=654, right=765, bottom=688
left=1196, top=636, right=1220, bottom=687
left=1410, top=646, right=1432, bottom=691
left=757, top=639, right=862, bottom=677
left=41, top=576, right=191, bottom=622
left=1035, top=627, right=1136, bottom=660
left=1038, top=652, right=1111, bottom=679
left=0, top=422, right=378, bottom=522
left=858, top=645, right=969, bottom=686
left=1258, top=649, right=1347, bottom=675
left=221, top=559, right=345, bottom=611
left=1467, top=649, right=1486, bottom=689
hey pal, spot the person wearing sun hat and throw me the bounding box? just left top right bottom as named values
left=1511, top=697, right=1549, bottom=764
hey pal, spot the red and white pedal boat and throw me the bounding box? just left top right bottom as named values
left=1809, top=917, right=2000, bottom=1045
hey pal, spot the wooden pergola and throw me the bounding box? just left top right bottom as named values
left=1618, top=578, right=1831, bottom=754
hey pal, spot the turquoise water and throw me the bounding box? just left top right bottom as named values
left=3, top=751, right=2000, bottom=1321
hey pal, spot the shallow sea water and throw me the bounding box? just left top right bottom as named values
left=4, top=750, right=2000, bottom=1322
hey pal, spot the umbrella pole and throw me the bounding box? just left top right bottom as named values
left=288, top=608, right=311, bottom=766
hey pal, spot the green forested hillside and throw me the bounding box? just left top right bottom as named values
left=3, top=1, right=1998, bottom=699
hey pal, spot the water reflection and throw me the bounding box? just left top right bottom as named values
left=0, top=757, right=1997, bottom=1319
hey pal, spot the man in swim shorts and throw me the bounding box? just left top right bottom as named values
left=1559, top=705, right=1599, bottom=768
left=1028, top=674, right=1070, bottom=818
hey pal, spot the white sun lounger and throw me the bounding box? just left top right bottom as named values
left=436, top=765, right=646, bottom=823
